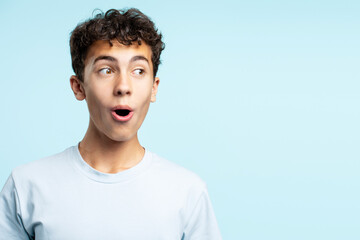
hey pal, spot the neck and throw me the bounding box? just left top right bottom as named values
left=78, top=122, right=144, bottom=174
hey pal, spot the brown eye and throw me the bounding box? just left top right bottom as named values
left=99, top=68, right=113, bottom=75
left=133, top=69, right=144, bottom=75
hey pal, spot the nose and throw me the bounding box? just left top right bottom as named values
left=114, top=73, right=131, bottom=96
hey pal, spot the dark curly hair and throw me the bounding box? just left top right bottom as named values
left=70, top=8, right=165, bottom=82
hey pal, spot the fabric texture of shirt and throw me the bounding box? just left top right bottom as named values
left=0, top=146, right=222, bottom=240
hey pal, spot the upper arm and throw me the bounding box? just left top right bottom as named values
left=183, top=186, right=222, bottom=240
left=0, top=174, right=30, bottom=240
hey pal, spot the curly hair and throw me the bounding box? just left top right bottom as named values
left=70, top=8, right=165, bottom=82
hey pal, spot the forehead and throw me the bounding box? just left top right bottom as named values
left=84, top=40, right=152, bottom=66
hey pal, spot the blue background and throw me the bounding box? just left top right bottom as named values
left=0, top=0, right=359, bottom=239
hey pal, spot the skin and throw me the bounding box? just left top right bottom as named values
left=70, top=40, right=159, bottom=173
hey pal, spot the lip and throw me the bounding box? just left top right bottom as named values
left=111, top=105, right=134, bottom=122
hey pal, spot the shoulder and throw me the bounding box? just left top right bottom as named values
left=11, top=146, right=75, bottom=185
left=147, top=151, right=207, bottom=193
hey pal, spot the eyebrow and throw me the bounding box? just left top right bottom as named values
left=93, top=55, right=149, bottom=65
left=93, top=55, right=117, bottom=64
left=130, top=55, right=149, bottom=64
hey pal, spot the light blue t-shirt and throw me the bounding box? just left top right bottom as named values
left=0, top=146, right=222, bottom=240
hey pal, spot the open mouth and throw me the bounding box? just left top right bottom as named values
left=111, top=106, right=134, bottom=122
left=115, top=109, right=131, bottom=117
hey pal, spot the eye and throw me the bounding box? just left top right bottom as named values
left=133, top=68, right=145, bottom=75
left=99, top=68, right=113, bottom=75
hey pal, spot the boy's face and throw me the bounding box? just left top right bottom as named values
left=70, top=40, right=159, bottom=142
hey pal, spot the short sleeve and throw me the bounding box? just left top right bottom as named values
left=0, top=174, right=30, bottom=240
left=183, top=187, right=222, bottom=240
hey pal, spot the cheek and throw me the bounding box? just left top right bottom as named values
left=138, top=85, right=153, bottom=106
left=86, top=80, right=111, bottom=101
left=85, top=88, right=109, bottom=113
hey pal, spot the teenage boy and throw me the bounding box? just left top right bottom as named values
left=0, top=8, right=222, bottom=239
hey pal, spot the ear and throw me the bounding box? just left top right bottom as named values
left=151, top=77, right=160, bottom=103
left=70, top=75, right=86, bottom=101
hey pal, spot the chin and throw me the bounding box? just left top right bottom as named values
left=106, top=131, right=137, bottom=143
